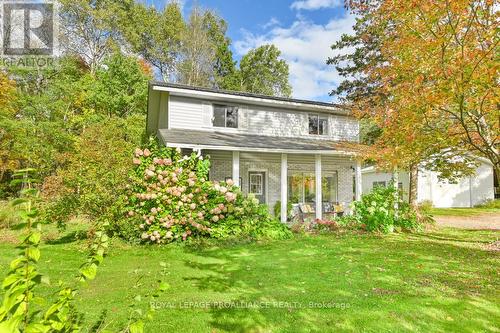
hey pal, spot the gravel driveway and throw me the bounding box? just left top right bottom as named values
left=435, top=213, right=500, bottom=230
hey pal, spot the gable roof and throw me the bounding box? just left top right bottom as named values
left=149, top=81, right=350, bottom=116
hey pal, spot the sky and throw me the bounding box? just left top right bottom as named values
left=147, top=0, right=356, bottom=102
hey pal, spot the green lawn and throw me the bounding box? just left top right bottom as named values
left=0, top=228, right=499, bottom=332
left=430, top=207, right=500, bottom=216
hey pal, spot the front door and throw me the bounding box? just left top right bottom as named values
left=249, top=172, right=266, bottom=204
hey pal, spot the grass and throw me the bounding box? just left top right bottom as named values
left=430, top=207, right=500, bottom=217
left=0, top=227, right=499, bottom=332
left=428, top=199, right=500, bottom=217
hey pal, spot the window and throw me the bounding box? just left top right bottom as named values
left=309, top=114, right=328, bottom=135
left=249, top=174, right=263, bottom=195
left=373, top=181, right=386, bottom=189
left=213, top=104, right=238, bottom=128
left=288, top=172, right=338, bottom=203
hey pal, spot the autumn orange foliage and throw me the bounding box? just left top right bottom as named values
left=349, top=0, right=499, bottom=182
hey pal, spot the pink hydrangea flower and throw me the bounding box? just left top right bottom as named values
left=143, top=148, right=151, bottom=157
left=133, top=158, right=141, bottom=165
left=225, top=192, right=236, bottom=202
left=226, top=179, right=234, bottom=186
left=134, top=148, right=143, bottom=157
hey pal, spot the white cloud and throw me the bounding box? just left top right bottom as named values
left=234, top=14, right=356, bottom=101
left=290, top=0, right=343, bottom=11
left=261, top=17, right=281, bottom=30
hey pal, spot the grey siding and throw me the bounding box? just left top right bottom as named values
left=166, top=94, right=359, bottom=142
left=168, top=96, right=204, bottom=130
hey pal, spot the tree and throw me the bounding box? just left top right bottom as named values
left=203, top=11, right=238, bottom=90
left=177, top=6, right=218, bottom=87
left=239, top=44, right=292, bottom=97
left=331, top=0, right=498, bottom=205
left=327, top=0, right=384, bottom=104
left=119, top=1, right=184, bottom=81
left=0, top=72, right=15, bottom=111
left=85, top=53, right=152, bottom=117
left=43, top=116, right=144, bottom=224
left=59, top=0, right=124, bottom=73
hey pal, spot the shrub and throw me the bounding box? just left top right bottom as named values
left=42, top=116, right=144, bottom=228
left=121, top=142, right=291, bottom=243
left=352, top=185, right=424, bottom=233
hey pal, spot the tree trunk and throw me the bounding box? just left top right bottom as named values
left=494, top=164, right=500, bottom=198
left=408, top=164, right=418, bottom=208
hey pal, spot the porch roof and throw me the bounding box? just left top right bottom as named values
left=158, top=128, right=360, bottom=155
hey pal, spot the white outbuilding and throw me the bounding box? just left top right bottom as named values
left=361, top=157, right=495, bottom=208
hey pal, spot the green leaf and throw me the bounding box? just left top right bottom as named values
left=2, top=274, right=20, bottom=288
left=10, top=198, right=28, bottom=206
left=29, top=232, right=41, bottom=244
left=27, top=248, right=41, bottom=262
left=129, top=320, right=144, bottom=333
left=80, top=263, right=97, bottom=280
left=0, top=316, right=22, bottom=333
left=25, top=323, right=51, bottom=333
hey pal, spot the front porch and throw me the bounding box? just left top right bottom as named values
left=158, top=129, right=363, bottom=222
left=207, top=150, right=362, bottom=222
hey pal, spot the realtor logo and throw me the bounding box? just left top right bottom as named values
left=1, top=0, right=56, bottom=56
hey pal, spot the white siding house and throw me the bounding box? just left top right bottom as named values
left=361, top=159, right=495, bottom=208
left=147, top=82, right=362, bottom=222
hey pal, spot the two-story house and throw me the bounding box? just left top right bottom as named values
left=147, top=82, right=362, bottom=223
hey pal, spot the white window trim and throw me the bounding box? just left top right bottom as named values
left=212, top=103, right=240, bottom=129
left=249, top=174, right=263, bottom=195
left=248, top=169, right=268, bottom=204
left=308, top=113, right=329, bottom=136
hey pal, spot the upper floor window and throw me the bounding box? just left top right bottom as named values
left=213, top=104, right=238, bottom=128
left=309, top=114, right=328, bottom=135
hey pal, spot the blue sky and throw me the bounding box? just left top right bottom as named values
left=147, top=0, right=356, bottom=102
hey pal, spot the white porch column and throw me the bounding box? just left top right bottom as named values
left=281, top=153, right=288, bottom=223
left=232, top=151, right=240, bottom=187
left=315, top=154, right=322, bottom=220
left=355, top=161, right=362, bottom=201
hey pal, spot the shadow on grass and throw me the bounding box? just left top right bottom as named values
left=181, top=233, right=500, bottom=333
left=46, top=230, right=88, bottom=245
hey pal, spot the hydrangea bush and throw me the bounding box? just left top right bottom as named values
left=123, top=142, right=291, bottom=243
left=352, top=185, right=424, bottom=233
